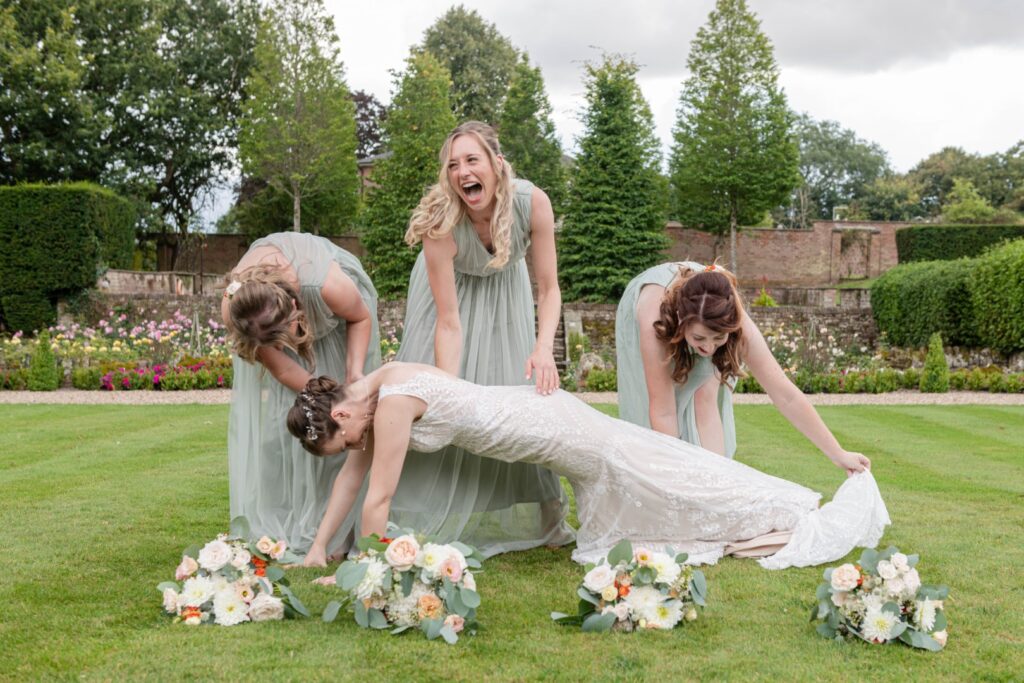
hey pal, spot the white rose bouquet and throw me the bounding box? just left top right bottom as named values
left=156, top=516, right=309, bottom=626
left=551, top=539, right=707, bottom=633
left=812, top=546, right=949, bottom=650
left=322, top=530, right=484, bottom=644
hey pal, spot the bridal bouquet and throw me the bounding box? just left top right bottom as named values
left=322, top=532, right=483, bottom=644
left=157, top=517, right=309, bottom=626
left=811, top=546, right=949, bottom=650
left=552, top=539, right=707, bottom=632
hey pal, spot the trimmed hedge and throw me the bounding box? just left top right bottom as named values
left=896, top=224, right=1024, bottom=263
left=871, top=259, right=978, bottom=347
left=0, top=183, right=136, bottom=333
left=970, top=239, right=1024, bottom=354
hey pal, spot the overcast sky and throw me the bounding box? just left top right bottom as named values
left=329, top=0, right=1024, bottom=172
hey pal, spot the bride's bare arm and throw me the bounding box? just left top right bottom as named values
left=360, top=395, right=423, bottom=536
left=303, top=439, right=374, bottom=567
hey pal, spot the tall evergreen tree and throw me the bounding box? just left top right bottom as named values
left=558, top=54, right=668, bottom=303
left=498, top=53, right=566, bottom=214
left=238, top=0, right=359, bottom=234
left=422, top=5, right=517, bottom=124
left=670, top=0, right=798, bottom=273
left=360, top=50, right=456, bottom=297
left=351, top=89, right=387, bottom=159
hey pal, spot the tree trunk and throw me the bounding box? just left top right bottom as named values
left=729, top=206, right=738, bottom=275
left=292, top=183, right=301, bottom=232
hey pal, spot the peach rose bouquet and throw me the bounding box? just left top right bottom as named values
left=812, top=546, right=949, bottom=650
left=552, top=539, right=707, bottom=633
left=321, top=529, right=483, bottom=644
left=157, top=516, right=309, bottom=626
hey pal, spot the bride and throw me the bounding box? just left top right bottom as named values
left=288, top=362, right=889, bottom=569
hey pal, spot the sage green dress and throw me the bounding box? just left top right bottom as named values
left=390, top=179, right=573, bottom=556
left=228, top=232, right=381, bottom=557
left=616, top=262, right=737, bottom=458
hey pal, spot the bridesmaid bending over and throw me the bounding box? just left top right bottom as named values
left=388, top=120, right=572, bottom=555
left=617, top=262, right=868, bottom=473
left=222, top=231, right=381, bottom=557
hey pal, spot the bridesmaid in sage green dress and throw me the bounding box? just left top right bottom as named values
left=222, top=232, right=381, bottom=558
left=391, top=121, right=573, bottom=556
left=617, top=262, right=869, bottom=473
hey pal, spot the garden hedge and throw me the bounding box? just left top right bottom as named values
left=970, top=238, right=1024, bottom=354
left=0, top=183, right=135, bottom=333
left=871, top=258, right=978, bottom=347
left=896, top=224, right=1024, bottom=263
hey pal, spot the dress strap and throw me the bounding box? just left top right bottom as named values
left=378, top=371, right=448, bottom=402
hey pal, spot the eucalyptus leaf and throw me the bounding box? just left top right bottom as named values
left=390, top=625, right=413, bottom=635
left=816, top=584, right=831, bottom=601
left=810, top=603, right=820, bottom=622
left=183, top=544, right=201, bottom=560
left=423, top=617, right=443, bottom=640
left=401, top=570, right=414, bottom=597
left=816, top=623, right=836, bottom=639
left=582, top=611, right=616, bottom=633
left=450, top=541, right=474, bottom=557
left=882, top=601, right=901, bottom=615
left=907, top=553, right=919, bottom=568
left=675, top=553, right=689, bottom=565
left=157, top=581, right=179, bottom=593
left=577, top=587, right=599, bottom=606
left=264, top=566, right=285, bottom=582
left=889, top=621, right=907, bottom=639
left=440, top=624, right=458, bottom=644
left=339, top=562, right=369, bottom=592
left=354, top=601, right=369, bottom=628
left=466, top=558, right=482, bottom=570
left=229, top=516, right=251, bottom=540
left=933, top=611, right=947, bottom=633
left=460, top=588, right=481, bottom=609
left=858, top=548, right=879, bottom=572
left=287, top=592, right=309, bottom=618
left=607, top=539, right=633, bottom=567
left=322, top=600, right=341, bottom=623
left=368, top=608, right=389, bottom=629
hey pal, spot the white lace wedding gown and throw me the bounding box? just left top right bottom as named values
left=379, top=372, right=890, bottom=568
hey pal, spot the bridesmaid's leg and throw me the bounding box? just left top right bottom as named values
left=694, top=376, right=726, bottom=455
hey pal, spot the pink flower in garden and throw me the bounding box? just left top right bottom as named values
left=217, top=375, right=225, bottom=387
left=121, top=377, right=131, bottom=389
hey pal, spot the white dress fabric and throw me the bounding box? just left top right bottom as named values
left=379, top=372, right=890, bottom=568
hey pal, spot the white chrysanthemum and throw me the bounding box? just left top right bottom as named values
left=416, top=543, right=448, bottom=579
left=646, top=600, right=683, bottom=629
left=181, top=576, right=215, bottom=607
left=623, top=585, right=662, bottom=622
left=860, top=592, right=884, bottom=613
left=891, top=553, right=909, bottom=572
left=885, top=577, right=906, bottom=598
left=388, top=581, right=430, bottom=627
left=915, top=598, right=937, bottom=631
left=198, top=540, right=233, bottom=572
left=354, top=559, right=389, bottom=601
left=213, top=589, right=250, bottom=626
left=650, top=553, right=681, bottom=585
left=876, top=560, right=897, bottom=580
left=903, top=568, right=921, bottom=593
left=861, top=608, right=897, bottom=643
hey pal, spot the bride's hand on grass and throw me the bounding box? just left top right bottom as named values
left=303, top=544, right=327, bottom=568
left=829, top=449, right=871, bottom=476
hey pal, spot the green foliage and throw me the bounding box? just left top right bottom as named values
left=583, top=367, right=617, bottom=392
left=752, top=287, right=778, bottom=307
left=895, top=224, right=1024, bottom=263
left=27, top=331, right=61, bottom=390
left=559, top=54, right=668, bottom=302
left=361, top=50, right=456, bottom=297
left=941, top=178, right=998, bottom=224
left=0, top=183, right=136, bottom=332
left=238, top=0, right=359, bottom=234
left=670, top=0, right=798, bottom=272
left=970, top=238, right=1024, bottom=353
left=871, top=259, right=978, bottom=347
left=905, top=145, right=1024, bottom=216
left=781, top=114, right=890, bottom=226
left=421, top=5, right=518, bottom=123
left=498, top=54, right=567, bottom=214
left=919, top=333, right=950, bottom=393
left=851, top=174, right=925, bottom=221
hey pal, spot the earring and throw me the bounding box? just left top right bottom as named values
left=341, top=429, right=347, bottom=436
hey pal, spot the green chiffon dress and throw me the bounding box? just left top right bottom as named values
left=616, top=261, right=737, bottom=458
left=390, top=179, right=573, bottom=555
left=228, top=232, right=381, bottom=556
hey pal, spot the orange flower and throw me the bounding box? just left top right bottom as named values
left=417, top=593, right=444, bottom=620
left=618, top=584, right=631, bottom=598
left=255, top=567, right=266, bottom=577
left=180, top=606, right=202, bottom=620
left=704, top=264, right=716, bottom=272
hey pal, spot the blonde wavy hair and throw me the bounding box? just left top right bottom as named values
left=223, top=265, right=314, bottom=365
left=652, top=263, right=747, bottom=386
left=404, top=121, right=516, bottom=269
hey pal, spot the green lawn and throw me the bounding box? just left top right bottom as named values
left=2, top=403, right=1022, bottom=681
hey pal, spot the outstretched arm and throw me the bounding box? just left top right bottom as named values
left=423, top=235, right=462, bottom=375
left=742, top=315, right=870, bottom=475
left=359, top=396, right=421, bottom=536
left=526, top=188, right=561, bottom=395
left=321, top=262, right=373, bottom=381
left=303, top=441, right=373, bottom=567
left=637, top=284, right=680, bottom=438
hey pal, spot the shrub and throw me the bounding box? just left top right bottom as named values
left=896, top=224, right=1024, bottom=263
left=583, top=367, right=617, bottom=392
left=0, top=183, right=135, bottom=333
left=2, top=368, right=29, bottom=390
left=969, top=238, right=1024, bottom=353
left=871, top=259, right=977, bottom=347
left=27, top=332, right=61, bottom=391
left=72, top=367, right=102, bottom=389
left=919, top=333, right=950, bottom=393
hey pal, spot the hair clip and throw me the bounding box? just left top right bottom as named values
left=302, top=407, right=318, bottom=441
left=704, top=264, right=716, bottom=272
left=224, top=281, right=242, bottom=299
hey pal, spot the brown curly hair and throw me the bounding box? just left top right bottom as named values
left=223, top=265, right=314, bottom=365
left=286, top=376, right=347, bottom=456
left=652, top=265, right=746, bottom=386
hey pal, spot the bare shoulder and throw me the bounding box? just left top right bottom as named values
left=636, top=283, right=667, bottom=329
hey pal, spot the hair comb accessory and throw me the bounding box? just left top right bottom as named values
left=704, top=264, right=716, bottom=272
left=302, top=407, right=318, bottom=441
left=224, top=281, right=242, bottom=299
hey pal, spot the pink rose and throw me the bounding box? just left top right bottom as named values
left=162, top=588, right=179, bottom=614
left=444, top=614, right=465, bottom=634
left=269, top=540, right=287, bottom=560
left=439, top=556, right=464, bottom=583
left=830, top=564, right=860, bottom=592
left=462, top=571, right=476, bottom=592
left=255, top=536, right=274, bottom=555
left=175, top=555, right=199, bottom=581
left=384, top=535, right=420, bottom=571
left=231, top=548, right=252, bottom=570
left=198, top=540, right=233, bottom=572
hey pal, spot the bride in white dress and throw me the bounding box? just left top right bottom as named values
left=288, top=363, right=889, bottom=570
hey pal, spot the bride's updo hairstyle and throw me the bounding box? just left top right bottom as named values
left=404, top=121, right=516, bottom=269
left=224, top=265, right=313, bottom=365
left=287, top=376, right=347, bottom=456
left=653, top=264, right=746, bottom=387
